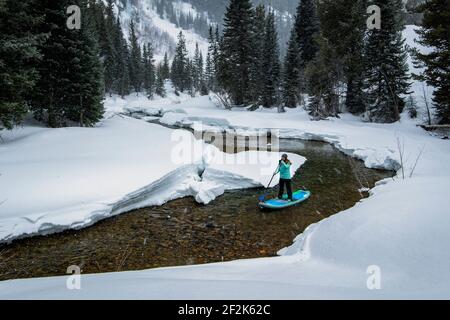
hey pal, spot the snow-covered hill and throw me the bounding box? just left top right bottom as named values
left=107, top=0, right=297, bottom=61
left=110, top=0, right=210, bottom=61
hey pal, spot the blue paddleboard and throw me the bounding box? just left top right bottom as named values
left=259, top=190, right=311, bottom=210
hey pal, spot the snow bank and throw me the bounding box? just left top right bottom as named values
left=0, top=116, right=303, bottom=243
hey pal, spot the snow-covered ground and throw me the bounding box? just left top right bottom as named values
left=0, top=25, right=449, bottom=299
left=1, top=94, right=449, bottom=299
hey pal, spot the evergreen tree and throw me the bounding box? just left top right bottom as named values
left=214, top=25, right=221, bottom=80
left=193, top=43, right=202, bottom=92
left=155, top=65, right=167, bottom=97
left=305, top=35, right=341, bottom=119
left=87, top=0, right=104, bottom=37
left=113, top=17, right=131, bottom=97
left=261, top=9, right=281, bottom=108
left=161, top=52, right=170, bottom=80
left=143, top=43, right=156, bottom=98
left=66, top=1, right=104, bottom=126
left=249, top=4, right=267, bottom=104
left=206, top=50, right=214, bottom=90
left=206, top=25, right=220, bottom=92
left=129, top=20, right=143, bottom=94
left=413, top=0, right=450, bottom=124
left=282, top=0, right=320, bottom=107
left=206, top=27, right=215, bottom=89
left=219, top=0, right=254, bottom=106
left=198, top=51, right=206, bottom=93
left=364, top=0, right=411, bottom=123
left=294, top=0, right=320, bottom=72
left=344, top=0, right=367, bottom=115
left=318, top=0, right=367, bottom=115
left=186, top=59, right=195, bottom=96
left=101, top=0, right=118, bottom=96
left=171, top=31, right=189, bottom=92
left=282, top=31, right=302, bottom=108
left=32, top=0, right=104, bottom=127
left=0, top=0, right=43, bottom=130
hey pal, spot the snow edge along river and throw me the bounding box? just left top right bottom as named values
left=0, top=116, right=304, bottom=244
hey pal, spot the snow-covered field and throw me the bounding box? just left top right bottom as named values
left=0, top=25, right=449, bottom=299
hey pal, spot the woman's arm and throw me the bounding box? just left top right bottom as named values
left=280, top=160, right=291, bottom=168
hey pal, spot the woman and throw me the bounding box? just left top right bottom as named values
left=277, top=154, right=293, bottom=201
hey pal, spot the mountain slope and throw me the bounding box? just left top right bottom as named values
left=110, top=0, right=209, bottom=61
left=110, top=0, right=297, bottom=60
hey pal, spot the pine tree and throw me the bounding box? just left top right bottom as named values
left=198, top=51, right=206, bottom=93
left=193, top=43, right=202, bottom=92
left=261, top=9, right=281, bottom=108
left=155, top=65, right=167, bottom=97
left=142, top=44, right=149, bottom=95
left=32, top=0, right=104, bottom=127
left=294, top=0, right=320, bottom=72
left=214, top=25, right=221, bottom=82
left=206, top=25, right=220, bottom=92
left=206, top=50, right=214, bottom=90
left=318, top=0, right=367, bottom=115
left=219, top=0, right=254, bottom=106
left=101, top=0, right=118, bottom=96
left=282, top=0, right=320, bottom=107
left=413, top=0, right=450, bottom=124
left=364, top=0, right=411, bottom=123
left=344, top=0, right=367, bottom=115
left=0, top=0, right=43, bottom=130
left=113, top=17, right=131, bottom=97
left=186, top=59, right=195, bottom=96
left=171, top=31, right=189, bottom=92
left=282, top=31, right=302, bottom=109
left=305, top=35, right=341, bottom=119
left=129, top=20, right=143, bottom=94
left=143, top=43, right=156, bottom=98
left=161, top=52, right=170, bottom=80
left=249, top=4, right=267, bottom=104
left=67, top=0, right=104, bottom=126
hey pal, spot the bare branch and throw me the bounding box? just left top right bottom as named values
left=422, top=83, right=432, bottom=126
left=409, top=144, right=426, bottom=178
left=396, top=137, right=405, bottom=180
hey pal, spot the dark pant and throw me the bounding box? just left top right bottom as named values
left=278, top=179, right=293, bottom=200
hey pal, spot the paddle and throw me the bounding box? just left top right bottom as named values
left=258, top=163, right=280, bottom=203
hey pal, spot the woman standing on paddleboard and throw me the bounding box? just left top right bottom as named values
left=277, top=154, right=293, bottom=201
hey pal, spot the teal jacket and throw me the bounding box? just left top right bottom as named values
left=277, top=161, right=292, bottom=180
